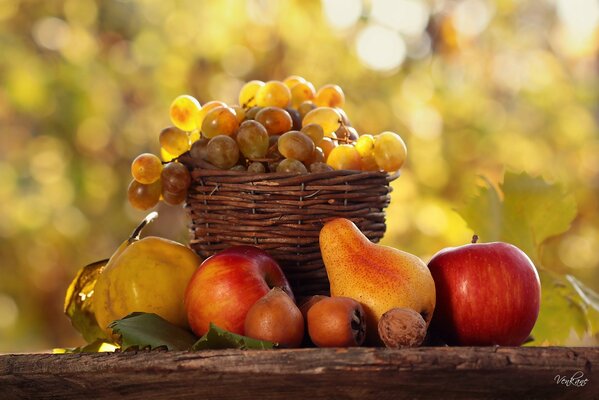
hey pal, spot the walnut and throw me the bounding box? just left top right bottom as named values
left=377, top=308, right=427, bottom=348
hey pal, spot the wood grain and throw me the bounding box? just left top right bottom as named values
left=1, top=347, right=597, bottom=400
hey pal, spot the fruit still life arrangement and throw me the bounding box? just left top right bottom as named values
left=62, top=77, right=542, bottom=353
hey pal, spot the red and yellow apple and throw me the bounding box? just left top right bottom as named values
left=427, top=237, right=541, bottom=346
left=184, top=245, right=293, bottom=336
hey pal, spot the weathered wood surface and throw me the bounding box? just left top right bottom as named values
left=1, top=347, right=597, bottom=400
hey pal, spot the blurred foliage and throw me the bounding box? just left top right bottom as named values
left=1, top=0, right=598, bottom=351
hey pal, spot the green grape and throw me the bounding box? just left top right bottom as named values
left=255, top=107, right=293, bottom=136
left=314, top=84, right=345, bottom=108
left=278, top=131, right=315, bottom=162
left=327, top=144, right=362, bottom=171
left=190, top=138, right=209, bottom=161
left=301, top=123, right=324, bottom=145
left=195, top=100, right=227, bottom=130
left=302, top=107, right=341, bottom=135
left=236, top=120, right=269, bottom=159
left=245, top=106, right=262, bottom=120
left=255, top=80, right=291, bottom=108
left=283, top=75, right=306, bottom=88
left=159, top=126, right=190, bottom=157
left=231, top=105, right=246, bottom=124
left=373, top=131, right=407, bottom=172
left=286, top=107, right=302, bottom=131
left=297, top=101, right=316, bottom=119
left=319, top=137, right=337, bottom=160
left=248, top=162, right=266, bottom=173
left=305, top=147, right=325, bottom=165
left=290, top=82, right=316, bottom=108
left=201, top=106, right=239, bottom=138
left=309, top=162, right=334, bottom=173
left=127, top=179, right=161, bottom=210
left=276, top=158, right=308, bottom=174
left=161, top=162, right=191, bottom=193
left=206, top=135, right=240, bottom=169
left=161, top=187, right=187, bottom=206
left=239, top=80, right=264, bottom=108
left=131, top=153, right=162, bottom=184
left=355, top=134, right=375, bottom=157
left=169, top=95, right=201, bottom=131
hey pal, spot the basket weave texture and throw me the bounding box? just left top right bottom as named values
left=181, top=156, right=397, bottom=298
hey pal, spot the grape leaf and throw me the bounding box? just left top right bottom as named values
left=63, top=259, right=109, bottom=343
left=456, top=171, right=599, bottom=345
left=109, top=312, right=198, bottom=351
left=192, top=323, right=276, bottom=350
left=457, top=172, right=576, bottom=263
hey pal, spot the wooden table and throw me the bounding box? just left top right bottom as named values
left=1, top=347, right=597, bottom=399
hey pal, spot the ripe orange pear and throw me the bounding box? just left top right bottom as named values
left=319, top=218, right=436, bottom=344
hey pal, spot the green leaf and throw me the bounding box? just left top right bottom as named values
left=457, top=172, right=577, bottom=263
left=192, top=323, right=276, bottom=350
left=456, top=171, right=599, bottom=345
left=109, top=312, right=198, bottom=351
left=63, top=259, right=109, bottom=343
left=53, top=339, right=118, bottom=354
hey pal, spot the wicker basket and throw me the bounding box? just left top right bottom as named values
left=180, top=154, right=398, bottom=299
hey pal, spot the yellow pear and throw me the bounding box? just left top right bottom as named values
left=319, top=218, right=436, bottom=344
left=92, top=212, right=201, bottom=334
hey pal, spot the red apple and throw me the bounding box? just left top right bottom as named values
left=184, top=245, right=293, bottom=337
left=427, top=237, right=541, bottom=346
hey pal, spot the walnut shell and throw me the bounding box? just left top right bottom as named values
left=377, top=308, right=427, bottom=348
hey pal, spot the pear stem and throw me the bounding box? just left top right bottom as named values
left=129, top=211, right=158, bottom=243
left=471, top=234, right=479, bottom=244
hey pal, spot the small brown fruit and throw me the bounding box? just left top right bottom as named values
left=244, top=287, right=304, bottom=348
left=378, top=307, right=427, bottom=348
left=307, top=296, right=366, bottom=347
left=299, top=295, right=328, bottom=321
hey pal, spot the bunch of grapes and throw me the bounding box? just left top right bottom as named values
left=127, top=76, right=407, bottom=210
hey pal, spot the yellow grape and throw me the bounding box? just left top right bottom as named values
left=361, top=155, right=379, bottom=171
left=248, top=162, right=266, bottom=173
left=201, top=107, right=239, bottom=138
left=160, top=147, right=177, bottom=162
left=239, top=80, right=264, bottom=108
left=301, top=123, right=324, bottom=145
left=255, top=80, right=291, bottom=108
left=169, top=95, right=201, bottom=131
left=131, top=153, right=162, bottom=184
left=159, top=126, right=190, bottom=157
left=161, top=188, right=186, bottom=206
left=127, top=179, right=161, bottom=210
left=319, top=137, right=337, bottom=159
left=195, top=100, right=227, bottom=130
left=309, top=162, right=334, bottom=173
left=206, top=135, right=240, bottom=169
left=245, top=106, right=262, bottom=120
left=373, top=131, right=407, bottom=172
left=297, top=101, right=316, bottom=119
left=276, top=158, right=308, bottom=174
left=255, top=107, right=292, bottom=136
left=302, top=107, right=341, bottom=135
left=326, top=144, right=362, bottom=171
left=231, top=105, right=246, bottom=124
left=305, top=147, right=325, bottom=165
left=290, top=82, right=316, bottom=108
left=283, top=75, right=306, bottom=88
left=314, top=84, right=345, bottom=108
left=355, top=134, right=375, bottom=157
left=278, top=131, right=315, bottom=162
left=236, top=120, right=269, bottom=159
left=189, top=130, right=201, bottom=144
left=161, top=162, right=191, bottom=193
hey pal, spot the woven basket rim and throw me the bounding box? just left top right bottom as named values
left=178, top=153, right=400, bottom=183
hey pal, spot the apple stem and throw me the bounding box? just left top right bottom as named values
left=129, top=211, right=159, bottom=243
left=471, top=235, right=479, bottom=244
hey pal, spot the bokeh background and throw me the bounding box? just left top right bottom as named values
left=1, top=0, right=598, bottom=352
